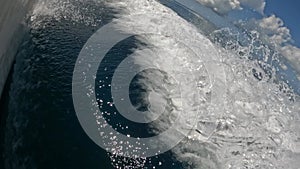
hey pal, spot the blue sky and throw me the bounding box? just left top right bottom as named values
left=265, top=0, right=300, bottom=47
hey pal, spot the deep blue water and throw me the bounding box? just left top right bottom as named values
left=0, top=1, right=187, bottom=168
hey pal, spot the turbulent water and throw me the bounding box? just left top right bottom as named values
left=1, top=0, right=299, bottom=169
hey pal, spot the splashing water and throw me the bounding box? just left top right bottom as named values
left=104, top=0, right=300, bottom=168
left=2, top=0, right=300, bottom=169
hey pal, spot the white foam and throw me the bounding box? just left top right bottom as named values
left=107, top=0, right=300, bottom=168
left=30, top=0, right=105, bottom=29
left=28, top=0, right=300, bottom=168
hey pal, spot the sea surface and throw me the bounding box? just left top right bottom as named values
left=0, top=0, right=299, bottom=169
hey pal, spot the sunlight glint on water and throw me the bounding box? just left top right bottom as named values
left=2, top=0, right=300, bottom=169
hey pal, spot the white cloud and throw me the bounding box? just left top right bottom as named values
left=196, top=0, right=241, bottom=14
left=253, top=15, right=300, bottom=74
left=196, top=0, right=265, bottom=14
left=195, top=0, right=300, bottom=76
left=257, top=15, right=291, bottom=45
left=240, top=0, right=265, bottom=14
left=279, top=45, right=300, bottom=73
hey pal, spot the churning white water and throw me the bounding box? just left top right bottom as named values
left=20, top=0, right=300, bottom=168
left=105, top=0, right=300, bottom=168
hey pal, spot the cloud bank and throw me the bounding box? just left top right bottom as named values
left=197, top=0, right=300, bottom=74
left=196, top=0, right=265, bottom=14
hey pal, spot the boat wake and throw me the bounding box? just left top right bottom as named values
left=103, top=0, right=300, bottom=168
left=2, top=0, right=299, bottom=169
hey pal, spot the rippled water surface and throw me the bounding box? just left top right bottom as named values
left=1, top=0, right=299, bottom=169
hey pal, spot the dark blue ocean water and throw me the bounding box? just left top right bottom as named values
left=0, top=1, right=185, bottom=168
